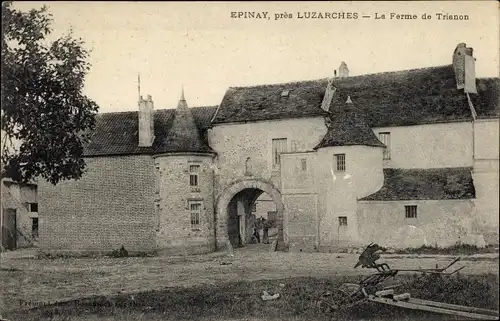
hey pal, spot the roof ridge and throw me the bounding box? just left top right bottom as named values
left=226, top=65, right=453, bottom=90
left=333, top=64, right=453, bottom=81
left=96, top=105, right=218, bottom=116
left=228, top=78, right=329, bottom=90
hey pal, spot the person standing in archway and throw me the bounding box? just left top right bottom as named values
left=262, top=218, right=270, bottom=244
left=253, top=227, right=261, bottom=243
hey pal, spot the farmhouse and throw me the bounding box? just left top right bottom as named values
left=35, top=43, right=499, bottom=254
left=1, top=179, right=38, bottom=250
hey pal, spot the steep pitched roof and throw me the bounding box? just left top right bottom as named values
left=83, top=106, right=217, bottom=157
left=328, top=65, right=476, bottom=127
left=314, top=102, right=385, bottom=149
left=360, top=167, right=475, bottom=201
left=212, top=79, right=330, bottom=124
left=153, top=97, right=214, bottom=154
left=471, top=77, right=500, bottom=119
left=213, top=65, right=498, bottom=126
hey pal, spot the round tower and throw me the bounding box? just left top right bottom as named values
left=153, top=88, right=216, bottom=255
left=313, top=96, right=385, bottom=246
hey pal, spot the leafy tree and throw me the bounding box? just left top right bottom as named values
left=1, top=2, right=98, bottom=185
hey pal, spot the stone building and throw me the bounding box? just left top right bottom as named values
left=38, top=43, right=499, bottom=254
left=1, top=179, right=39, bottom=250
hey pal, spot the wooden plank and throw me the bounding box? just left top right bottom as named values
left=393, top=293, right=411, bottom=301
left=375, top=289, right=394, bottom=297
left=409, top=298, right=499, bottom=317
left=368, top=296, right=499, bottom=320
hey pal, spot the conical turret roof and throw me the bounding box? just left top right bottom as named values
left=314, top=100, right=385, bottom=149
left=154, top=91, right=214, bottom=154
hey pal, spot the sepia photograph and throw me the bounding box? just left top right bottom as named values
left=1, top=1, right=499, bottom=320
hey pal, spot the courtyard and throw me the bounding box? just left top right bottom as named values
left=1, top=245, right=499, bottom=320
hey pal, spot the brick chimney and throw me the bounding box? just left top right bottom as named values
left=452, top=43, right=477, bottom=93
left=338, top=61, right=349, bottom=78
left=138, top=94, right=155, bottom=147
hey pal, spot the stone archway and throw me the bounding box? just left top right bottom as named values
left=215, top=179, right=287, bottom=251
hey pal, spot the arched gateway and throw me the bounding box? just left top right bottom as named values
left=215, top=179, right=287, bottom=250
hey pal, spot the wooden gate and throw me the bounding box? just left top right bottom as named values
left=2, top=209, right=17, bottom=250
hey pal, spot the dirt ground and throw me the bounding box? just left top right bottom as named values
left=1, top=245, right=498, bottom=313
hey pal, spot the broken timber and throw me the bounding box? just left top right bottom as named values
left=368, top=290, right=499, bottom=320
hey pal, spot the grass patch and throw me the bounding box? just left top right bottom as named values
left=5, top=273, right=498, bottom=321
left=394, top=244, right=499, bottom=255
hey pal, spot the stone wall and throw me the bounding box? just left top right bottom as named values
left=38, top=155, right=156, bottom=253
left=154, top=154, right=215, bottom=255
left=372, top=121, right=473, bottom=169
left=357, top=199, right=481, bottom=248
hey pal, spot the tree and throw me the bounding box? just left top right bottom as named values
left=1, top=2, right=99, bottom=185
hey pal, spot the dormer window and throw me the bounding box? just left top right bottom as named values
left=281, top=90, right=290, bottom=97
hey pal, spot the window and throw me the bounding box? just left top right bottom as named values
left=301, top=159, right=307, bottom=171
left=155, top=204, right=161, bottom=230
left=32, top=217, right=39, bottom=238
left=189, top=164, right=200, bottom=187
left=334, top=154, right=346, bottom=172
left=29, top=203, right=38, bottom=212
left=378, top=132, right=391, bottom=160
left=338, top=216, right=347, bottom=227
left=405, top=205, right=417, bottom=219
left=272, top=138, right=287, bottom=167
left=190, top=202, right=202, bottom=227
left=245, top=157, right=252, bottom=176
left=155, top=166, right=160, bottom=194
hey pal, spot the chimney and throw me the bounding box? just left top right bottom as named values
left=138, top=94, right=155, bottom=147
left=452, top=43, right=477, bottom=93
left=339, top=61, right=349, bottom=78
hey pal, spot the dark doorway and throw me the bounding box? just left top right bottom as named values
left=2, top=209, right=17, bottom=250
left=227, top=188, right=278, bottom=248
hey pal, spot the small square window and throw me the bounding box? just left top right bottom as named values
left=334, top=154, right=346, bottom=172
left=338, top=216, right=347, bottom=226
left=405, top=205, right=417, bottom=219
left=29, top=203, right=38, bottom=212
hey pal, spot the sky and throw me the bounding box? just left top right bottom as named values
left=12, top=1, right=500, bottom=114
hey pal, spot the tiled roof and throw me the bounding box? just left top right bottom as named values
left=360, top=167, right=476, bottom=201
left=212, top=79, right=330, bottom=124
left=329, top=65, right=476, bottom=128
left=153, top=99, right=214, bottom=154
left=471, top=78, right=500, bottom=119
left=213, top=65, right=498, bottom=126
left=83, top=106, right=217, bottom=157
left=314, top=103, right=385, bottom=149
